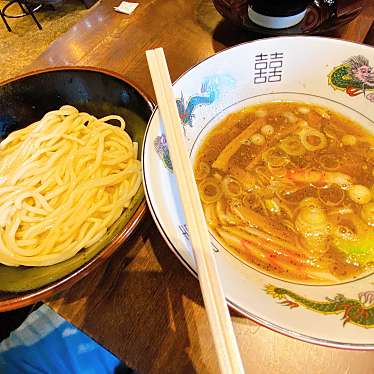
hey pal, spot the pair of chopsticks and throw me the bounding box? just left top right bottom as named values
left=146, top=48, right=245, bottom=374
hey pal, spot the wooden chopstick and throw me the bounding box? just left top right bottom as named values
left=146, top=48, right=245, bottom=374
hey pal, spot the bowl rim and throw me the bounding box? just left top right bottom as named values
left=0, top=66, right=154, bottom=312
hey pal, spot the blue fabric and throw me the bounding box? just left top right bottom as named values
left=0, top=304, right=121, bottom=374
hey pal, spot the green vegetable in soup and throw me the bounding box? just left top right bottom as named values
left=333, top=232, right=374, bottom=266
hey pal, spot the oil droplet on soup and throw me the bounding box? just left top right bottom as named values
left=194, top=102, right=374, bottom=284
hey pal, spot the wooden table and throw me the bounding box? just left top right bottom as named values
left=27, top=1, right=374, bottom=373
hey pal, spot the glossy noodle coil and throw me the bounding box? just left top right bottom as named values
left=0, top=105, right=141, bottom=267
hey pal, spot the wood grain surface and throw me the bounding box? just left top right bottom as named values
left=26, top=1, right=374, bottom=373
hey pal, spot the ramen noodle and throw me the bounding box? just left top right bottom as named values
left=0, top=105, right=141, bottom=267
left=195, top=102, right=374, bottom=284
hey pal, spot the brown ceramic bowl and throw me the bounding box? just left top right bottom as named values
left=212, top=0, right=364, bottom=35
left=0, top=67, right=154, bottom=312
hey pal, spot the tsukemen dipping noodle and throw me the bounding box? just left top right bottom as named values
left=194, top=102, right=374, bottom=284
left=0, top=105, right=141, bottom=267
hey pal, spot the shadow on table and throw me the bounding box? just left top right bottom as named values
left=48, top=216, right=216, bottom=373
left=209, top=18, right=361, bottom=53
left=211, top=19, right=263, bottom=52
